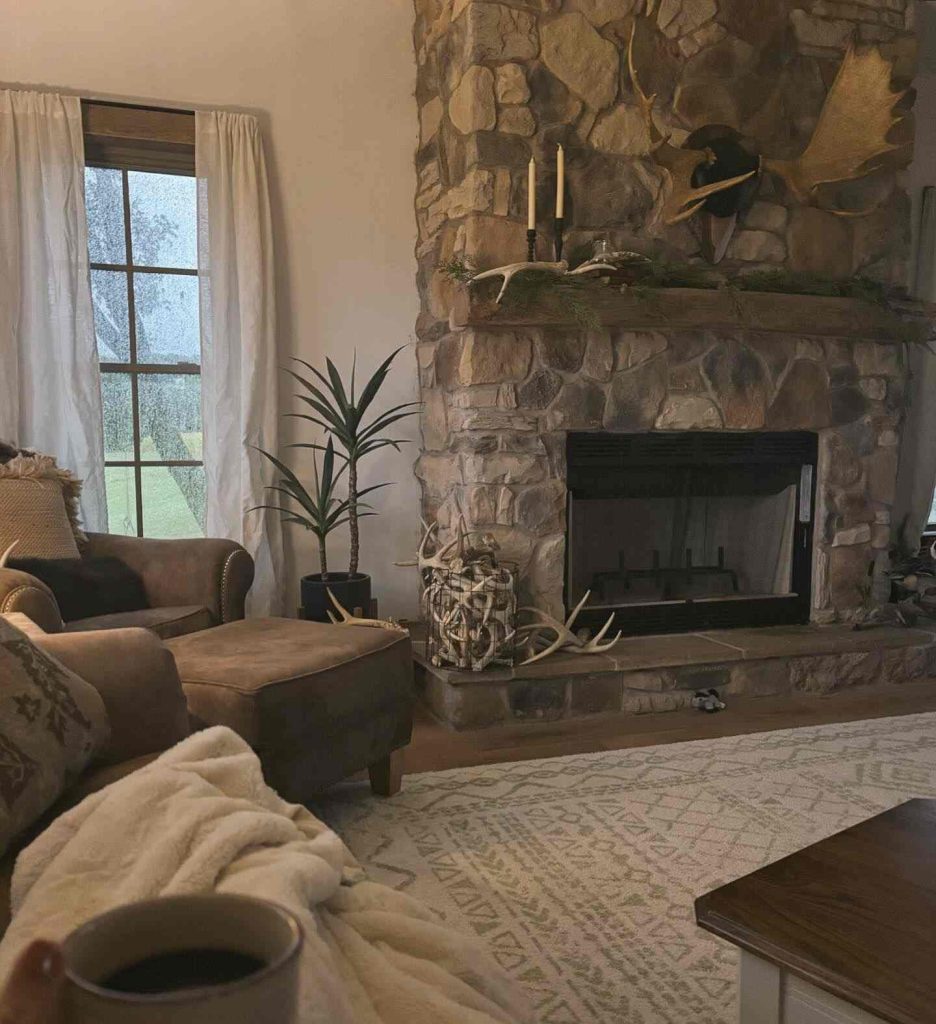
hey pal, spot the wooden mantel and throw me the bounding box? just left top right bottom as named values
left=450, top=285, right=930, bottom=344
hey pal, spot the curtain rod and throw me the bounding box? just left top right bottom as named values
left=81, top=98, right=195, bottom=118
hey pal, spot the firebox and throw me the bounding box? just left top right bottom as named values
left=566, top=431, right=818, bottom=636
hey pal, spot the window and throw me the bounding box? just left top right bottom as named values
left=85, top=157, right=205, bottom=538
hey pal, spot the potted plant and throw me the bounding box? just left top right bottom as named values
left=253, top=348, right=418, bottom=621
left=250, top=437, right=355, bottom=619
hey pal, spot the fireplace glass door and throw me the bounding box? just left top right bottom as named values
left=566, top=432, right=818, bottom=635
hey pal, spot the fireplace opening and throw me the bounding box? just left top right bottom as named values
left=566, top=431, right=818, bottom=636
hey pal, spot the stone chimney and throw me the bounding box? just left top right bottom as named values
left=411, top=0, right=916, bottom=623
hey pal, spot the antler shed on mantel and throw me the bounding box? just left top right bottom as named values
left=467, top=252, right=653, bottom=306
left=468, top=261, right=569, bottom=304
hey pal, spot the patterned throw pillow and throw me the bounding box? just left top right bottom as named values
left=0, top=617, right=110, bottom=855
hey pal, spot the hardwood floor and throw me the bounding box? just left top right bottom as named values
left=402, top=678, right=936, bottom=775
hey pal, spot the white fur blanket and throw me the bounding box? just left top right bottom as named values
left=0, top=727, right=530, bottom=1024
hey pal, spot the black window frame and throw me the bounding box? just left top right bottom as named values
left=83, top=101, right=202, bottom=538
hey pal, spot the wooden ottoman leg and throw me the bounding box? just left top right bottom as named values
left=368, top=749, right=404, bottom=796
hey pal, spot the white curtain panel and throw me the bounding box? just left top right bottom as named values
left=894, top=186, right=936, bottom=549
left=0, top=91, right=106, bottom=530
left=196, top=111, right=284, bottom=614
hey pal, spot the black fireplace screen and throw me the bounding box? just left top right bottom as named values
left=565, top=432, right=818, bottom=636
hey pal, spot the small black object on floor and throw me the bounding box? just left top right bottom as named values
left=692, top=689, right=727, bottom=713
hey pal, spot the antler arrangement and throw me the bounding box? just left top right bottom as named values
left=0, top=541, right=17, bottom=568
left=402, top=519, right=626, bottom=670
left=426, top=570, right=517, bottom=671
left=407, top=517, right=518, bottom=672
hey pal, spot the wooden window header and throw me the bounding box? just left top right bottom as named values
left=82, top=101, right=195, bottom=175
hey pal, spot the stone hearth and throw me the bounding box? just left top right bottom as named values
left=415, top=623, right=936, bottom=728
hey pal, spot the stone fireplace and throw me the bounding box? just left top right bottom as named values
left=417, top=315, right=906, bottom=628
left=409, top=0, right=933, bottom=726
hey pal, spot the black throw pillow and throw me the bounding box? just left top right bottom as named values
left=7, top=557, right=149, bottom=623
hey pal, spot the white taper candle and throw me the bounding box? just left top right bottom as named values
left=527, top=157, right=536, bottom=230
left=556, top=144, right=565, bottom=218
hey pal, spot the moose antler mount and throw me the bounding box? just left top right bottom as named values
left=626, top=17, right=909, bottom=261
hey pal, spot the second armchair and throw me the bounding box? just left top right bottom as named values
left=0, top=533, right=254, bottom=639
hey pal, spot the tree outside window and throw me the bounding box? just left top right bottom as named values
left=85, top=166, right=205, bottom=538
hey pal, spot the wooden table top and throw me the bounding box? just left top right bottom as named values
left=695, top=799, right=936, bottom=1024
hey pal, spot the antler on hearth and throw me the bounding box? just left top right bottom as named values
left=515, top=590, right=621, bottom=666
left=626, top=21, right=756, bottom=225
left=326, top=589, right=407, bottom=632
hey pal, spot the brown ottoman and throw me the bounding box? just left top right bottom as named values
left=165, top=618, right=414, bottom=801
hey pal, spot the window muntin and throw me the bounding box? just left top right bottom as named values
left=85, top=165, right=205, bottom=538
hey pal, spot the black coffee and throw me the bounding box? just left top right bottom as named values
left=100, top=949, right=266, bottom=994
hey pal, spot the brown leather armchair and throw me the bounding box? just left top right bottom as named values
left=0, top=533, right=254, bottom=639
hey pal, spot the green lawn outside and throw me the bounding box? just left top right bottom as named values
left=106, top=433, right=205, bottom=538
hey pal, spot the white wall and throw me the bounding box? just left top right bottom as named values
left=1, top=0, right=423, bottom=616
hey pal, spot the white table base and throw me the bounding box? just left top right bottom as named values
left=738, top=951, right=887, bottom=1024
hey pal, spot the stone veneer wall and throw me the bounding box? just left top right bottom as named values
left=416, top=325, right=908, bottom=621
left=412, top=0, right=917, bottom=624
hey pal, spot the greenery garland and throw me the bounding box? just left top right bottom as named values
left=437, top=254, right=917, bottom=338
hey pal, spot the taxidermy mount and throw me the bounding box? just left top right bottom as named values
left=627, top=19, right=909, bottom=263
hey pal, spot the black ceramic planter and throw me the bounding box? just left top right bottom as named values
left=301, top=572, right=372, bottom=622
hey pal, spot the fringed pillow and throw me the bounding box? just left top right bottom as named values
left=0, top=453, right=87, bottom=560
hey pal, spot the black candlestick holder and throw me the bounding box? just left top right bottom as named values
left=527, top=228, right=537, bottom=262
left=554, top=217, right=565, bottom=261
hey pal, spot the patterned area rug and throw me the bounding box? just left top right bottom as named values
left=317, top=713, right=936, bottom=1024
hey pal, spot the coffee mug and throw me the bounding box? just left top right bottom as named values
left=61, top=894, right=302, bottom=1024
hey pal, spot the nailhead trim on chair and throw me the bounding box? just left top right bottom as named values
left=219, top=549, right=247, bottom=623
left=0, top=583, right=63, bottom=632
left=1, top=585, right=49, bottom=613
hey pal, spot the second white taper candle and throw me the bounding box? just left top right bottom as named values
left=527, top=157, right=536, bottom=230
left=556, top=144, right=565, bottom=219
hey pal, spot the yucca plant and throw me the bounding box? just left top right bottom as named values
left=286, top=347, right=419, bottom=576
left=249, top=437, right=354, bottom=578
